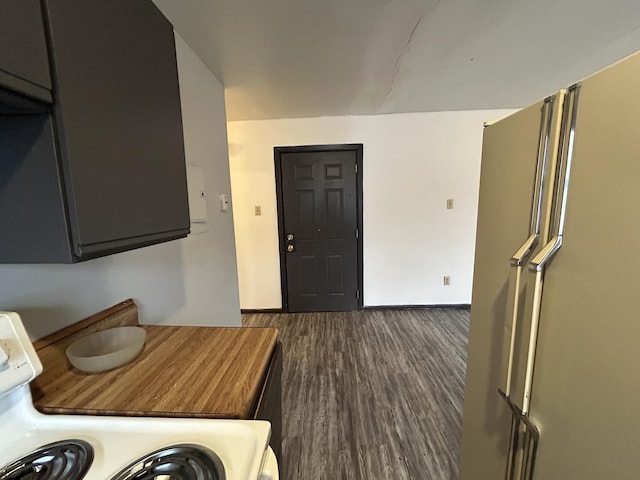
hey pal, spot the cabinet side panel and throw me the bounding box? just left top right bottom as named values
left=0, top=115, right=71, bottom=262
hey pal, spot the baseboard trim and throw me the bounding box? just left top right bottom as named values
left=242, top=305, right=471, bottom=313
left=363, top=304, right=470, bottom=311
left=241, top=308, right=285, bottom=314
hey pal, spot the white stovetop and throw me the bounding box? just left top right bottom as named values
left=1, top=385, right=271, bottom=480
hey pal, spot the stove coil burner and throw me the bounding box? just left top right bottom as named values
left=0, top=440, right=94, bottom=480
left=110, top=444, right=225, bottom=480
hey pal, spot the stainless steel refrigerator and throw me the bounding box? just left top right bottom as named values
left=459, top=51, right=640, bottom=480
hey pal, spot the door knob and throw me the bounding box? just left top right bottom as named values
left=286, top=233, right=296, bottom=252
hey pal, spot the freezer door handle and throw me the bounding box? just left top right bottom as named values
left=529, top=83, right=581, bottom=272
left=526, top=84, right=582, bottom=413
left=523, top=82, right=581, bottom=419
left=503, top=95, right=556, bottom=401
left=510, top=234, right=537, bottom=267
left=510, top=95, right=556, bottom=267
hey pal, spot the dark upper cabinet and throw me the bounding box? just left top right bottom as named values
left=0, top=0, right=190, bottom=263
left=0, top=0, right=52, bottom=104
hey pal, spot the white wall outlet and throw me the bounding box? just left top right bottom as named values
left=443, top=275, right=451, bottom=286
left=254, top=205, right=262, bottom=216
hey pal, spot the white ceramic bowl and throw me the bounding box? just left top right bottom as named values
left=65, top=326, right=147, bottom=373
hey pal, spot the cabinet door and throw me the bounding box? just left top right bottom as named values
left=43, top=0, right=189, bottom=259
left=0, top=0, right=52, bottom=102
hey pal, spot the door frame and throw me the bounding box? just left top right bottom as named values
left=274, top=144, right=364, bottom=312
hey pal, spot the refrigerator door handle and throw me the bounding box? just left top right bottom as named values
left=510, top=95, right=556, bottom=267
left=502, top=96, right=556, bottom=399
left=529, top=83, right=581, bottom=273
left=526, top=83, right=580, bottom=409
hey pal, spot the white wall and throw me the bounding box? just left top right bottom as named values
left=228, top=110, right=516, bottom=309
left=0, top=34, right=241, bottom=339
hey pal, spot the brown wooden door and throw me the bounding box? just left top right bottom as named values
left=276, top=145, right=361, bottom=312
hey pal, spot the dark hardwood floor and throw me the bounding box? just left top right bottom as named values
left=243, top=308, right=470, bottom=480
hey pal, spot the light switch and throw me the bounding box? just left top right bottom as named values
left=255, top=205, right=262, bottom=216
left=219, top=194, right=230, bottom=211
left=446, top=199, right=454, bottom=209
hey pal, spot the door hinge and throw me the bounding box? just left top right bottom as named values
left=355, top=163, right=358, bottom=174
left=356, top=289, right=360, bottom=299
left=355, top=228, right=359, bottom=239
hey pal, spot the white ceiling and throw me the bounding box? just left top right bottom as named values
left=152, top=0, right=640, bottom=121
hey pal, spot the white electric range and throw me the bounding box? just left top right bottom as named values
left=0, top=312, right=278, bottom=480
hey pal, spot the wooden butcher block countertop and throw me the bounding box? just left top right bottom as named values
left=30, top=301, right=278, bottom=420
